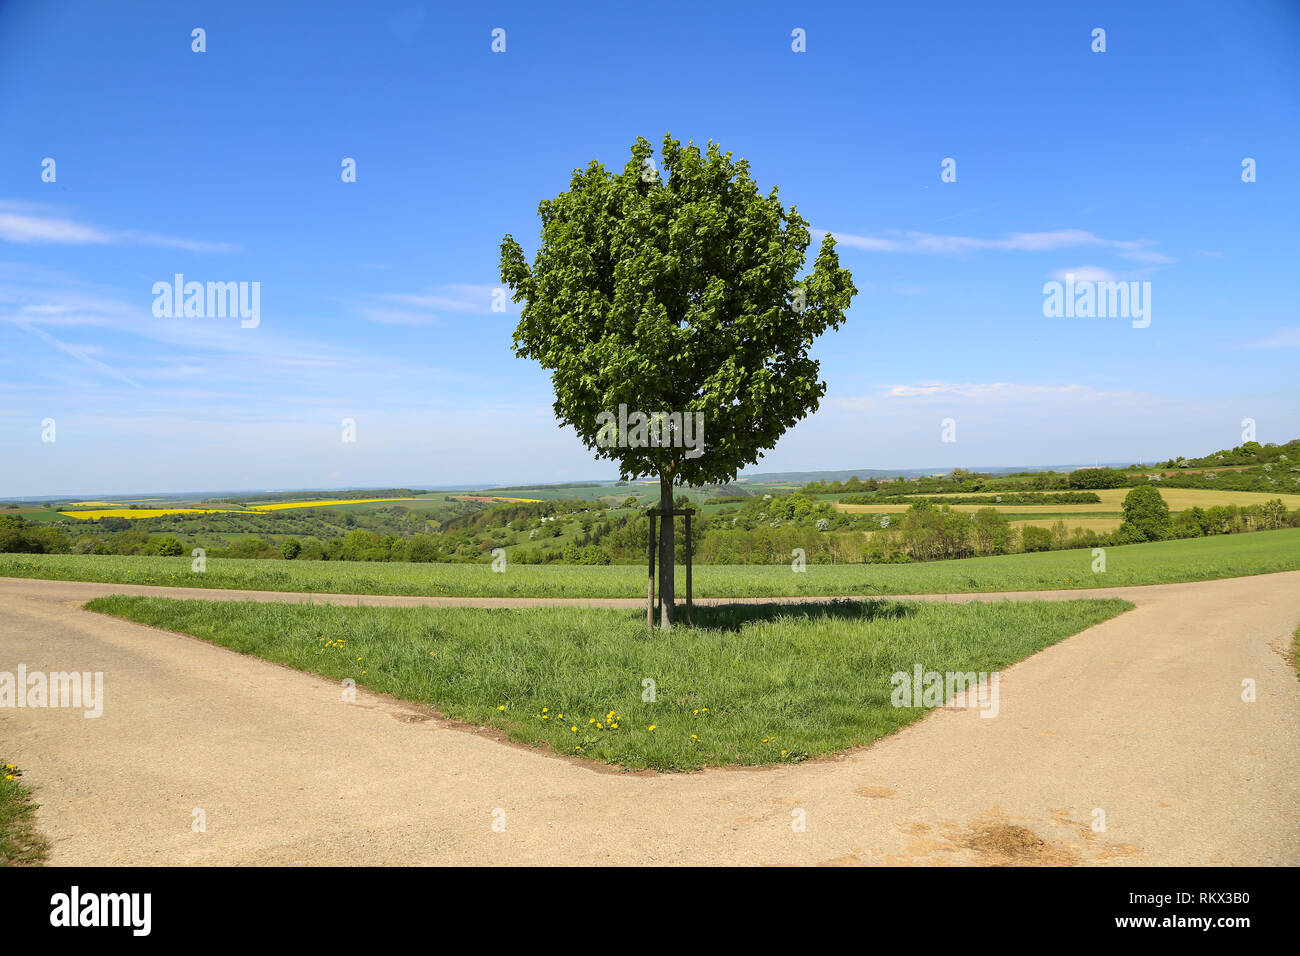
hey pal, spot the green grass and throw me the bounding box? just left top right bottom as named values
left=4, top=528, right=1300, bottom=598
left=87, top=595, right=1130, bottom=770
left=0, top=765, right=48, bottom=866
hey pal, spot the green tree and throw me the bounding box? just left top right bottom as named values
left=1118, top=486, right=1172, bottom=542
left=154, top=536, right=184, bottom=557
left=281, top=537, right=301, bottom=560
left=1067, top=467, right=1127, bottom=489
left=501, top=134, right=856, bottom=625
left=1020, top=525, right=1053, bottom=552
left=970, top=507, right=1010, bottom=555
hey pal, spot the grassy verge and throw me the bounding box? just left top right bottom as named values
left=0, top=764, right=49, bottom=866
left=4, top=528, right=1299, bottom=598
left=86, top=595, right=1131, bottom=771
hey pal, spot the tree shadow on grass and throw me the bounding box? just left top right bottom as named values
left=679, top=598, right=918, bottom=632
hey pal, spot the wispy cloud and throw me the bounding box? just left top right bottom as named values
left=1048, top=266, right=1118, bottom=282
left=0, top=202, right=238, bottom=253
left=355, top=283, right=514, bottom=325
left=1243, top=327, right=1300, bottom=349
left=818, top=227, right=1174, bottom=264
left=17, top=322, right=141, bottom=388
left=832, top=382, right=1139, bottom=407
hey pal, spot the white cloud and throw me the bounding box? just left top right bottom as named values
left=0, top=202, right=237, bottom=253
left=832, top=381, right=1139, bottom=407
left=1048, top=266, right=1118, bottom=282
left=356, top=283, right=514, bottom=325
left=819, top=227, right=1174, bottom=264
left=1243, top=327, right=1300, bottom=349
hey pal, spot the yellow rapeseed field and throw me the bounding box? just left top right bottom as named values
left=835, top=487, right=1300, bottom=516
left=249, top=497, right=420, bottom=511
left=59, top=508, right=247, bottom=520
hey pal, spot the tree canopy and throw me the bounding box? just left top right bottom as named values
left=499, top=133, right=857, bottom=488
left=499, top=133, right=857, bottom=625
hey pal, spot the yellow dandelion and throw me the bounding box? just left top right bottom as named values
left=648, top=725, right=656, bottom=731
left=570, top=726, right=578, bottom=732
left=498, top=705, right=506, bottom=711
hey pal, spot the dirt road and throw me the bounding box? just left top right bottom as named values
left=2, top=573, right=1297, bottom=865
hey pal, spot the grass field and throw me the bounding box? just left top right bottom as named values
left=3, top=528, right=1298, bottom=597
left=85, top=596, right=1132, bottom=770
left=836, top=487, right=1300, bottom=515
left=1007, top=516, right=1123, bottom=534
left=0, top=765, right=47, bottom=866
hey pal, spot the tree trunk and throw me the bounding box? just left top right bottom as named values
left=658, top=473, right=675, bottom=627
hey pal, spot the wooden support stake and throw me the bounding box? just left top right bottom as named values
left=647, top=513, right=657, bottom=629
left=684, top=509, right=693, bottom=626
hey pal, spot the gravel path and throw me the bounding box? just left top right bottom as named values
left=2, top=572, right=1297, bottom=865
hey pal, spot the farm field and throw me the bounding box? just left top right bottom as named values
left=248, top=497, right=421, bottom=511
left=4, top=527, right=1298, bottom=597
left=58, top=508, right=251, bottom=520
left=1008, top=516, right=1123, bottom=534
left=835, top=487, right=1300, bottom=514
left=84, top=594, right=1132, bottom=770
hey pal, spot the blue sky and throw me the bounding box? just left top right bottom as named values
left=2, top=0, right=1297, bottom=496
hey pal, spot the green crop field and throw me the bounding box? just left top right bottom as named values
left=85, top=595, right=1132, bottom=771
left=4, top=527, right=1298, bottom=597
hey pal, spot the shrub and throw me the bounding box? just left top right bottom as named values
left=155, top=536, right=184, bottom=557
left=1020, top=525, right=1054, bottom=552
left=1118, top=486, right=1172, bottom=542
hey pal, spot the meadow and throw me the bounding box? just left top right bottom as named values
left=833, top=487, right=1300, bottom=538
left=0, top=764, right=47, bottom=866
left=4, top=527, right=1298, bottom=597
left=84, top=595, right=1132, bottom=771
left=835, top=486, right=1300, bottom=514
